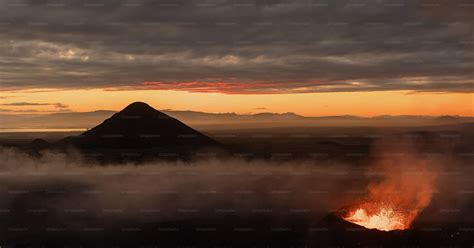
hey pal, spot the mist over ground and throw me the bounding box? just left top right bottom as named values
left=0, top=143, right=472, bottom=246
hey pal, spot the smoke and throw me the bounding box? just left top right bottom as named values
left=0, top=147, right=357, bottom=232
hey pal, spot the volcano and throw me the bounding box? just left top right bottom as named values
left=62, top=102, right=222, bottom=161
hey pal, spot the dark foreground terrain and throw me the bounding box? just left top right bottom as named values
left=0, top=123, right=473, bottom=247
left=3, top=216, right=474, bottom=247
left=1, top=167, right=473, bottom=247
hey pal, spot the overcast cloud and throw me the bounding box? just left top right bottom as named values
left=0, top=0, right=472, bottom=93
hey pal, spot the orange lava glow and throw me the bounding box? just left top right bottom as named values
left=344, top=205, right=411, bottom=231
left=341, top=153, right=439, bottom=232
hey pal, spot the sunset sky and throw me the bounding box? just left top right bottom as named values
left=0, top=0, right=472, bottom=117
left=1, top=89, right=473, bottom=116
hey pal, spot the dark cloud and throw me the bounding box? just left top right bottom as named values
left=0, top=0, right=472, bottom=93
left=0, top=108, right=72, bottom=113
left=1, top=102, right=69, bottom=108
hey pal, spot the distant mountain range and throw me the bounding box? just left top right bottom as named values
left=1, top=108, right=473, bottom=130
left=5, top=102, right=474, bottom=163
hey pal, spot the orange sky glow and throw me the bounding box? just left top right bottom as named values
left=1, top=89, right=472, bottom=117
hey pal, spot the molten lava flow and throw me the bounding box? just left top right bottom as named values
left=344, top=205, right=409, bottom=231
left=341, top=152, right=439, bottom=231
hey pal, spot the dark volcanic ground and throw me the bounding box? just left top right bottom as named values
left=0, top=124, right=473, bottom=247
left=0, top=159, right=472, bottom=247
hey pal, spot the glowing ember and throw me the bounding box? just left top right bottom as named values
left=344, top=206, right=408, bottom=231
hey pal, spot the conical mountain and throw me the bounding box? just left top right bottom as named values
left=63, top=102, right=220, bottom=158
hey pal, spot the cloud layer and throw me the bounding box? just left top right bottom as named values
left=1, top=102, right=68, bottom=108
left=0, top=0, right=472, bottom=93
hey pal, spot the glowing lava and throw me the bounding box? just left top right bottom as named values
left=340, top=151, right=440, bottom=232
left=344, top=206, right=408, bottom=231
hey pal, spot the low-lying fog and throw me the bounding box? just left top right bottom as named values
left=0, top=145, right=473, bottom=239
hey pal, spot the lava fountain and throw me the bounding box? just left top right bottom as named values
left=342, top=155, right=439, bottom=231
left=343, top=204, right=413, bottom=231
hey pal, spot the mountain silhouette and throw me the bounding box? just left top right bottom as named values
left=62, top=102, right=222, bottom=161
